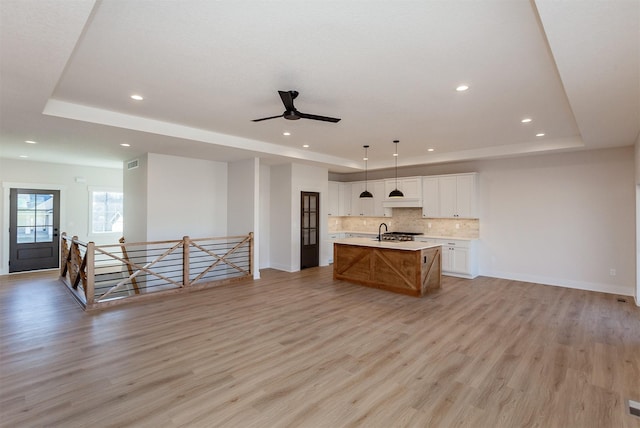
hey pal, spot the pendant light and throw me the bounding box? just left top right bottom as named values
left=359, top=145, right=373, bottom=198
left=388, top=140, right=404, bottom=198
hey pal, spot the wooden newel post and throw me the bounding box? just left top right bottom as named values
left=86, top=241, right=95, bottom=306
left=60, top=232, right=67, bottom=278
left=183, top=236, right=190, bottom=287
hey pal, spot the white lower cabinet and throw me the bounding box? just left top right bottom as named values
left=417, top=238, right=478, bottom=279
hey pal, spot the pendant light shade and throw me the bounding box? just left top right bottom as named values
left=359, top=145, right=373, bottom=198
left=389, top=140, right=404, bottom=198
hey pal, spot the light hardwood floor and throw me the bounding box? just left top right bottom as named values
left=1, top=267, right=639, bottom=427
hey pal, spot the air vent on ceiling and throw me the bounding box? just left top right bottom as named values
left=127, top=159, right=139, bottom=170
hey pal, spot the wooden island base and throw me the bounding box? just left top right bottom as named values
left=333, top=242, right=442, bottom=297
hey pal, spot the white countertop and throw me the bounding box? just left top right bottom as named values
left=329, top=231, right=478, bottom=241
left=333, top=237, right=442, bottom=251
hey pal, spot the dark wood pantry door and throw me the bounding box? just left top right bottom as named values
left=9, top=189, right=60, bottom=272
left=300, top=191, right=319, bottom=269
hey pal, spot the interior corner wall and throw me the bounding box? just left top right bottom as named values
left=291, top=163, right=330, bottom=269
left=123, top=153, right=148, bottom=243
left=0, top=158, right=122, bottom=275
left=269, top=164, right=293, bottom=271
left=227, top=157, right=260, bottom=278
left=634, top=134, right=640, bottom=306
left=259, top=163, right=271, bottom=270
left=127, top=153, right=228, bottom=242
left=476, top=147, right=635, bottom=296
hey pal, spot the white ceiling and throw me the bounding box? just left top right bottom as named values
left=1, top=0, right=638, bottom=173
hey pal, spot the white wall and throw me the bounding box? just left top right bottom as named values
left=123, top=154, right=148, bottom=242
left=476, top=148, right=634, bottom=296
left=259, top=163, right=271, bottom=269
left=228, top=157, right=260, bottom=278
left=144, top=153, right=227, bottom=241
left=635, top=134, right=640, bottom=306
left=0, top=158, right=122, bottom=274
left=291, top=163, right=330, bottom=269
left=269, top=164, right=292, bottom=271
left=267, top=162, right=329, bottom=272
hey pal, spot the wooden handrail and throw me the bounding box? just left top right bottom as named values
left=59, top=232, right=254, bottom=310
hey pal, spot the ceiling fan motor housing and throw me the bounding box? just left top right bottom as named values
left=284, top=110, right=300, bottom=120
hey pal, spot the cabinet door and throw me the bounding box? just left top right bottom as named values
left=328, top=181, right=340, bottom=216
left=455, top=174, right=477, bottom=218
left=441, top=246, right=452, bottom=271
left=422, top=177, right=439, bottom=218
left=341, top=183, right=352, bottom=216
left=401, top=177, right=422, bottom=199
left=371, top=180, right=389, bottom=217
left=439, top=176, right=457, bottom=217
left=451, top=247, right=469, bottom=274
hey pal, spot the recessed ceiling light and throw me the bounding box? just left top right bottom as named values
left=283, top=132, right=291, bottom=136
left=120, top=143, right=131, bottom=147
left=130, top=94, right=144, bottom=101
left=19, top=155, right=28, bottom=158
left=427, top=148, right=435, bottom=152
left=303, top=144, right=309, bottom=148
left=536, top=133, right=545, bottom=137
left=456, top=85, right=469, bottom=92
left=24, top=140, right=37, bottom=144
left=521, top=118, right=532, bottom=123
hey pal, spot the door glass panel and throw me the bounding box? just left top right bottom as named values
left=310, top=229, right=316, bottom=245
left=17, top=193, right=34, bottom=209
left=310, top=213, right=316, bottom=228
left=36, top=225, right=53, bottom=243
left=17, top=226, right=35, bottom=243
left=310, top=196, right=316, bottom=210
left=303, top=196, right=309, bottom=210
left=17, top=211, right=35, bottom=227
left=303, top=229, right=309, bottom=245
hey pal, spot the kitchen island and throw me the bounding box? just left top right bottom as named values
left=333, top=238, right=442, bottom=297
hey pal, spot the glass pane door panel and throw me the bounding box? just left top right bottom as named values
left=17, top=211, right=35, bottom=227
left=36, top=226, right=53, bottom=243
left=17, top=226, right=35, bottom=243
left=17, top=194, right=35, bottom=209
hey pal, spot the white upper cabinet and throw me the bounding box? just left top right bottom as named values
left=421, top=177, right=439, bottom=218
left=384, top=176, right=422, bottom=200
left=341, top=182, right=352, bottom=216
left=421, top=173, right=478, bottom=219
left=349, top=180, right=390, bottom=217
left=371, top=180, right=392, bottom=217
left=328, top=181, right=340, bottom=216
left=330, top=173, right=477, bottom=218
left=439, top=173, right=478, bottom=218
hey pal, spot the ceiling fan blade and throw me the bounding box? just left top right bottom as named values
left=278, top=90, right=297, bottom=111
left=252, top=114, right=283, bottom=122
left=297, top=112, right=341, bottom=123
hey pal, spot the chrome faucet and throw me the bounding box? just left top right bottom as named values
left=378, top=223, right=388, bottom=241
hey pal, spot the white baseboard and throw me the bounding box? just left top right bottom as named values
left=481, top=269, right=634, bottom=297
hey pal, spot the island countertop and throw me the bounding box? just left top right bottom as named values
left=332, top=237, right=442, bottom=251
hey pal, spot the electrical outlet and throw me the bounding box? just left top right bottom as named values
left=610, top=269, right=616, bottom=276
left=455, top=223, right=460, bottom=229
left=428, top=223, right=432, bottom=228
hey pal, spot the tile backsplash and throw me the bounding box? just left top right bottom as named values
left=328, top=208, right=479, bottom=238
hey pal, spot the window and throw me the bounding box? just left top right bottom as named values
left=90, top=190, right=123, bottom=234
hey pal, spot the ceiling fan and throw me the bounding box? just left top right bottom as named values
left=252, top=90, right=341, bottom=123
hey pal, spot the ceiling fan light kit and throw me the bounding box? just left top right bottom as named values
left=359, top=144, right=373, bottom=198
left=389, top=140, right=404, bottom=198
left=252, top=90, right=341, bottom=123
